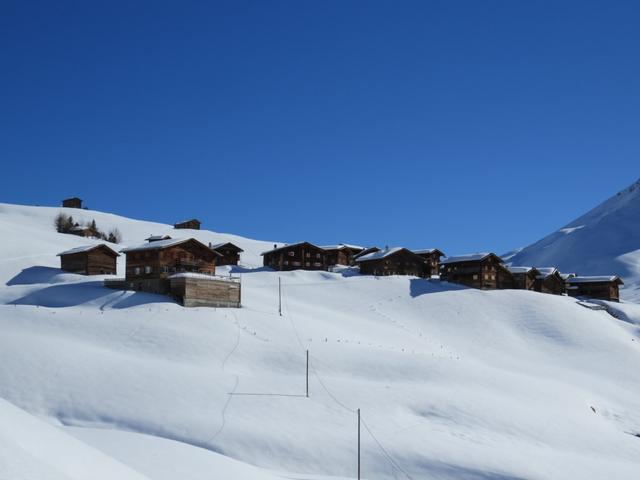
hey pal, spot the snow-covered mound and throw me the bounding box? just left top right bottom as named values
left=2, top=203, right=640, bottom=479
left=507, top=179, right=640, bottom=302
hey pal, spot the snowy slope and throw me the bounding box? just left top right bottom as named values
left=507, top=179, right=640, bottom=302
left=2, top=203, right=640, bottom=479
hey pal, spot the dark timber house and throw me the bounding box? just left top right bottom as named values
left=440, top=253, right=513, bottom=289
left=355, top=247, right=428, bottom=277
left=566, top=276, right=623, bottom=302
left=62, top=197, right=82, bottom=209
left=534, top=267, right=566, bottom=295
left=412, top=249, right=445, bottom=277
left=113, top=237, right=241, bottom=308
left=211, top=242, right=244, bottom=266
left=262, top=242, right=327, bottom=271
left=174, top=219, right=201, bottom=230
left=321, top=244, right=365, bottom=266
left=57, top=244, right=119, bottom=275
left=507, top=266, right=539, bottom=291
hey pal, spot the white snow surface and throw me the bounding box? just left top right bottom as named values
left=508, top=178, right=640, bottom=302
left=2, top=203, right=640, bottom=479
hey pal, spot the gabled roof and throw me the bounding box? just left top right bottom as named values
left=560, top=272, right=577, bottom=280
left=535, top=267, right=559, bottom=279
left=121, top=237, right=222, bottom=256
left=211, top=242, right=244, bottom=253
left=57, top=244, right=120, bottom=257
left=355, top=247, right=422, bottom=263
left=413, top=248, right=445, bottom=257
left=507, top=266, right=538, bottom=274
left=353, top=247, right=380, bottom=259
left=567, top=276, right=624, bottom=285
left=440, top=252, right=501, bottom=265
left=261, top=242, right=325, bottom=256
left=320, top=243, right=365, bottom=252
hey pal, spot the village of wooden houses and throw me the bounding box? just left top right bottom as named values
left=55, top=197, right=624, bottom=309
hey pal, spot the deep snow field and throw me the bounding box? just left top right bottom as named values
left=2, top=203, right=640, bottom=480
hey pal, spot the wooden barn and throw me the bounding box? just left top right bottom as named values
left=355, top=247, right=428, bottom=277
left=169, top=273, right=241, bottom=308
left=262, top=242, right=327, bottom=271
left=211, top=242, right=244, bottom=266
left=534, top=267, right=566, bottom=295
left=566, top=276, right=623, bottom=302
left=412, top=248, right=445, bottom=277
left=440, top=253, right=512, bottom=290
left=174, top=219, right=201, bottom=230
left=321, top=244, right=365, bottom=266
left=507, top=266, right=539, bottom=290
left=62, top=197, right=82, bottom=209
left=120, top=238, right=221, bottom=293
left=57, top=244, right=119, bottom=275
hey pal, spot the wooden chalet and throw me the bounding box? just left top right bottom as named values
left=440, top=253, right=513, bottom=289
left=534, top=267, right=566, bottom=295
left=507, top=266, right=539, bottom=291
left=321, top=244, right=365, bottom=266
left=174, top=219, right=201, bottom=230
left=355, top=247, right=428, bottom=277
left=412, top=249, right=445, bottom=277
left=211, top=242, right=244, bottom=266
left=566, top=276, right=623, bottom=302
left=120, top=238, right=221, bottom=293
left=262, top=242, right=327, bottom=271
left=57, top=244, right=119, bottom=275
left=62, top=197, right=82, bottom=209
left=169, top=273, right=241, bottom=308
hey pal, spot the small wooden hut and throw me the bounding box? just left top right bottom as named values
left=321, top=244, right=365, bottom=266
left=355, top=247, right=428, bottom=277
left=62, top=197, right=82, bottom=209
left=566, top=276, right=623, bottom=302
left=412, top=249, right=445, bottom=277
left=174, top=219, right=201, bottom=230
left=57, top=244, right=119, bottom=275
left=211, top=242, right=244, bottom=266
left=262, top=242, right=327, bottom=271
left=440, top=253, right=511, bottom=290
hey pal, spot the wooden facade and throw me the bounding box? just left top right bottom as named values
left=62, top=197, right=82, bottom=209
left=322, top=244, right=365, bottom=266
left=507, top=267, right=539, bottom=290
left=262, top=242, right=327, bottom=271
left=534, top=268, right=566, bottom=295
left=211, top=242, right=244, bottom=266
left=413, top=249, right=445, bottom=276
left=121, top=238, right=220, bottom=293
left=356, top=247, right=428, bottom=277
left=566, top=276, right=623, bottom=302
left=440, top=253, right=512, bottom=290
left=57, top=244, right=119, bottom=275
left=174, top=219, right=201, bottom=230
left=169, top=274, right=241, bottom=308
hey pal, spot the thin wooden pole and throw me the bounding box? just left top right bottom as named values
left=357, top=408, right=361, bottom=480
left=278, top=277, right=282, bottom=316
left=306, top=350, right=309, bottom=397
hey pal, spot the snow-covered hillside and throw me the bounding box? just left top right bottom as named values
left=507, top=179, right=640, bottom=302
left=2, top=203, right=640, bottom=479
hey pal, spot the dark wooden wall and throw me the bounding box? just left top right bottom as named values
left=263, top=244, right=327, bottom=271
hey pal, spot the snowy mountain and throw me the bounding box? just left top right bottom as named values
left=2, top=203, right=640, bottom=479
left=507, top=179, right=640, bottom=302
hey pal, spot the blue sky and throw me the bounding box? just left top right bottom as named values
left=1, top=1, right=639, bottom=254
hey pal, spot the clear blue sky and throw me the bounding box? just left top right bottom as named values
left=2, top=1, right=639, bottom=254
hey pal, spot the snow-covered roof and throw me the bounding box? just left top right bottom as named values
left=440, top=253, right=498, bottom=265
left=567, top=276, right=623, bottom=284
left=355, top=247, right=408, bottom=262
left=145, top=234, right=171, bottom=242
left=261, top=242, right=324, bottom=255
left=169, top=272, right=240, bottom=282
left=507, top=266, right=536, bottom=274
left=560, top=273, right=577, bottom=280
left=413, top=248, right=444, bottom=256
left=535, top=267, right=558, bottom=278
left=121, top=238, right=220, bottom=255
left=57, top=244, right=119, bottom=257
left=320, top=244, right=364, bottom=251
left=210, top=242, right=244, bottom=252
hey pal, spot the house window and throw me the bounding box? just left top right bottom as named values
left=316, top=253, right=321, bottom=258
left=288, top=251, right=295, bottom=257
left=306, top=252, right=311, bottom=258
left=284, top=261, right=289, bottom=265
left=134, top=267, right=141, bottom=275
left=473, top=274, right=478, bottom=280
left=145, top=266, right=152, bottom=274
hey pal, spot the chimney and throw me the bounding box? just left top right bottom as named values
left=274, top=244, right=277, bottom=249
